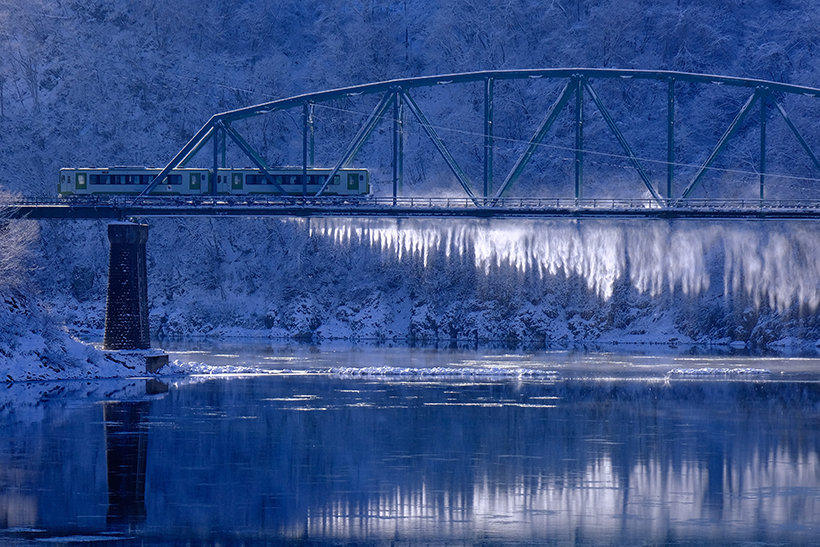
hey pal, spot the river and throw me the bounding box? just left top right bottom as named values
left=1, top=341, right=819, bottom=546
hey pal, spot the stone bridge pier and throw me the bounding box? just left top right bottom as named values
left=103, top=222, right=167, bottom=372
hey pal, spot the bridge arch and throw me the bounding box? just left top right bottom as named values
left=139, top=69, right=820, bottom=205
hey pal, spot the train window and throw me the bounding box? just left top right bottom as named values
left=76, top=173, right=87, bottom=189
left=347, top=173, right=359, bottom=190
left=163, top=174, right=182, bottom=185
left=246, top=174, right=273, bottom=185
left=190, top=173, right=200, bottom=189
left=333, top=175, right=340, bottom=185
left=232, top=173, right=243, bottom=189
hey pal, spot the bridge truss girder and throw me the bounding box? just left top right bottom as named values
left=136, top=69, right=820, bottom=204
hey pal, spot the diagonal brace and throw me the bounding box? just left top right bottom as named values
left=494, top=80, right=575, bottom=199
left=315, top=92, right=395, bottom=196
left=773, top=99, right=820, bottom=173
left=135, top=118, right=218, bottom=200
left=179, top=125, right=216, bottom=167
left=401, top=89, right=477, bottom=201
left=681, top=91, right=760, bottom=199
left=220, top=121, right=288, bottom=195
left=584, top=80, right=662, bottom=203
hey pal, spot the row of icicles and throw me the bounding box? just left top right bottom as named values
left=309, top=218, right=820, bottom=312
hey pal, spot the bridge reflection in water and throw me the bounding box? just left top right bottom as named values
left=2, top=368, right=817, bottom=545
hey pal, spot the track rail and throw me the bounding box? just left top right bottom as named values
left=7, top=197, right=820, bottom=220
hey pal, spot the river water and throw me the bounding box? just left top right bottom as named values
left=2, top=342, right=820, bottom=546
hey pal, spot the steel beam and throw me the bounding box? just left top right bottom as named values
left=392, top=90, right=403, bottom=200
left=212, top=126, right=219, bottom=195
left=308, top=103, right=315, bottom=167
left=773, top=99, right=820, bottom=174
left=18, top=198, right=820, bottom=220
left=681, top=91, right=760, bottom=199
left=760, top=91, right=767, bottom=200
left=221, top=129, right=226, bottom=168
left=575, top=77, right=584, bottom=200
left=667, top=78, right=675, bottom=199
left=179, top=125, right=216, bottom=167
left=215, top=69, right=820, bottom=125
left=494, top=80, right=575, bottom=199
left=401, top=89, right=478, bottom=201
left=302, top=103, right=309, bottom=196
left=484, top=77, right=494, bottom=198
left=314, top=92, right=395, bottom=196
left=136, top=118, right=217, bottom=199
left=584, top=80, right=662, bottom=203
left=220, top=121, right=287, bottom=195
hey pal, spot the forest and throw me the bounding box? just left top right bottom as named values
left=2, top=0, right=820, bottom=348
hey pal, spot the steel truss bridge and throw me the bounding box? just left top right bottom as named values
left=14, top=68, right=820, bottom=220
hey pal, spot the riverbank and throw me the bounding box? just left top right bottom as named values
left=0, top=290, right=170, bottom=382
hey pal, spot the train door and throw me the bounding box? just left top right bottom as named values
left=347, top=173, right=359, bottom=192
left=232, top=172, right=243, bottom=191
left=59, top=171, right=74, bottom=195
left=189, top=172, right=203, bottom=194
left=76, top=172, right=87, bottom=191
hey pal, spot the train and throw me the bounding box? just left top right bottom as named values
left=58, top=167, right=371, bottom=196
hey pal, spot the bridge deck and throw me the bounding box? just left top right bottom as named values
left=6, top=196, right=820, bottom=220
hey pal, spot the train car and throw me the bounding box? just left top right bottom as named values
left=214, top=168, right=369, bottom=196
left=59, top=167, right=370, bottom=197
left=59, top=167, right=210, bottom=196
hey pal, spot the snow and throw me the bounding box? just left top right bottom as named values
left=5, top=0, right=820, bottom=352
left=667, top=367, right=771, bottom=376
left=0, top=289, right=171, bottom=382
left=327, top=366, right=559, bottom=377
left=35, top=536, right=133, bottom=543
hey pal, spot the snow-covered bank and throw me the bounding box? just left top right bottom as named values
left=34, top=217, right=820, bottom=350
left=0, top=290, right=167, bottom=382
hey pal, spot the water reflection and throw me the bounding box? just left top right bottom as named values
left=140, top=377, right=820, bottom=544
left=104, top=379, right=168, bottom=529
left=1, top=369, right=820, bottom=545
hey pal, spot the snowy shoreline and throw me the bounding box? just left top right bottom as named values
left=5, top=332, right=818, bottom=385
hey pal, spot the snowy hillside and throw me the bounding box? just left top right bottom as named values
left=3, top=0, right=820, bottom=348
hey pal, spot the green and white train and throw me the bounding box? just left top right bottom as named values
left=59, top=167, right=370, bottom=196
